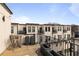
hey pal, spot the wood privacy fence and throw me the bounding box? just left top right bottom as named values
left=10, top=35, right=22, bottom=48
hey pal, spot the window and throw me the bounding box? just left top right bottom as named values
left=59, top=27, right=62, bottom=31
left=58, top=26, right=61, bottom=31
left=45, top=27, right=47, bottom=32
left=67, top=34, right=70, bottom=39
left=67, top=27, right=70, bottom=31
left=23, top=27, right=26, bottom=34
left=2, top=16, right=5, bottom=22
left=58, top=27, right=60, bottom=31
left=32, top=26, right=35, bottom=32
left=11, top=26, right=14, bottom=33
left=58, top=35, right=62, bottom=40
left=28, top=26, right=31, bottom=32
left=48, top=27, right=50, bottom=31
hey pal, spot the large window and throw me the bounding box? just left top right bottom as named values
left=45, top=27, right=47, bottom=32
left=67, top=27, right=70, bottom=31
left=32, top=26, right=35, bottom=32
left=28, top=26, right=31, bottom=32
left=58, top=26, right=61, bottom=31
left=45, top=27, right=50, bottom=32
left=48, top=27, right=50, bottom=31
left=23, top=27, right=26, bottom=34
left=58, top=27, right=60, bottom=31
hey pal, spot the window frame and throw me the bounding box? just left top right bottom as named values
left=28, top=26, right=31, bottom=32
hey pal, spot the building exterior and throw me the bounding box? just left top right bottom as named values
left=0, top=3, right=13, bottom=54
left=11, top=23, right=79, bottom=44
left=11, top=23, right=79, bottom=55
left=11, top=23, right=40, bottom=44
left=0, top=3, right=79, bottom=56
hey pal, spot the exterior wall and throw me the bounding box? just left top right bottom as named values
left=52, top=25, right=71, bottom=40
left=26, top=25, right=38, bottom=34
left=11, top=24, right=39, bottom=43
left=11, top=24, right=18, bottom=35
left=52, top=26, right=63, bottom=39
left=11, top=23, right=79, bottom=51
left=18, top=24, right=26, bottom=32
left=43, top=25, right=53, bottom=42
left=43, top=25, right=52, bottom=36
left=0, top=4, right=11, bottom=54
left=26, top=25, right=38, bottom=43
left=63, top=26, right=72, bottom=39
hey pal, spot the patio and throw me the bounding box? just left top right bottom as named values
left=1, top=44, right=41, bottom=56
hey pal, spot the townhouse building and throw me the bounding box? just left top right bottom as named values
left=0, top=3, right=13, bottom=54
left=11, top=23, right=75, bottom=44
left=11, top=23, right=79, bottom=54
left=51, top=24, right=72, bottom=53
left=11, top=23, right=40, bottom=44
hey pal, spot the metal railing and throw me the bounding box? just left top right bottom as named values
left=39, top=36, right=79, bottom=56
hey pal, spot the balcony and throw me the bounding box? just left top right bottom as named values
left=38, top=30, right=44, bottom=34
left=18, top=30, right=26, bottom=35
left=63, top=29, right=67, bottom=33
left=52, top=30, right=57, bottom=33
left=38, top=27, right=44, bottom=34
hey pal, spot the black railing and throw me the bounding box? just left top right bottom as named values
left=38, top=29, right=44, bottom=34
left=63, top=30, right=67, bottom=33
left=39, top=36, right=79, bottom=56
left=18, top=30, right=26, bottom=35
left=52, top=30, right=57, bottom=33
left=40, top=44, right=61, bottom=56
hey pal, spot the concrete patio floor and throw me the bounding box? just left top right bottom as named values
left=1, top=44, right=41, bottom=56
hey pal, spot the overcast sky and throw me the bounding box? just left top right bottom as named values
left=7, top=3, right=79, bottom=25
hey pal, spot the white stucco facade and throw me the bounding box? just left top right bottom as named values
left=0, top=4, right=12, bottom=54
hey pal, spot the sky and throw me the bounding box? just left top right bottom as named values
left=7, top=3, right=79, bottom=25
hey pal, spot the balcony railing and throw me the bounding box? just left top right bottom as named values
left=52, top=30, right=57, bottom=33
left=18, top=30, right=26, bottom=35
left=63, top=29, right=67, bottom=33
left=40, top=37, right=79, bottom=56
left=38, top=29, right=44, bottom=34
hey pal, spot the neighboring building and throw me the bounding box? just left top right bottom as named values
left=11, top=23, right=18, bottom=35
left=0, top=3, right=13, bottom=54
left=11, top=23, right=40, bottom=44
left=11, top=23, right=79, bottom=55
left=11, top=23, right=79, bottom=44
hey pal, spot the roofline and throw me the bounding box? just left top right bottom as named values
left=0, top=3, right=13, bottom=14
left=26, top=23, right=39, bottom=25
left=11, top=23, right=79, bottom=26
left=11, top=23, right=18, bottom=25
